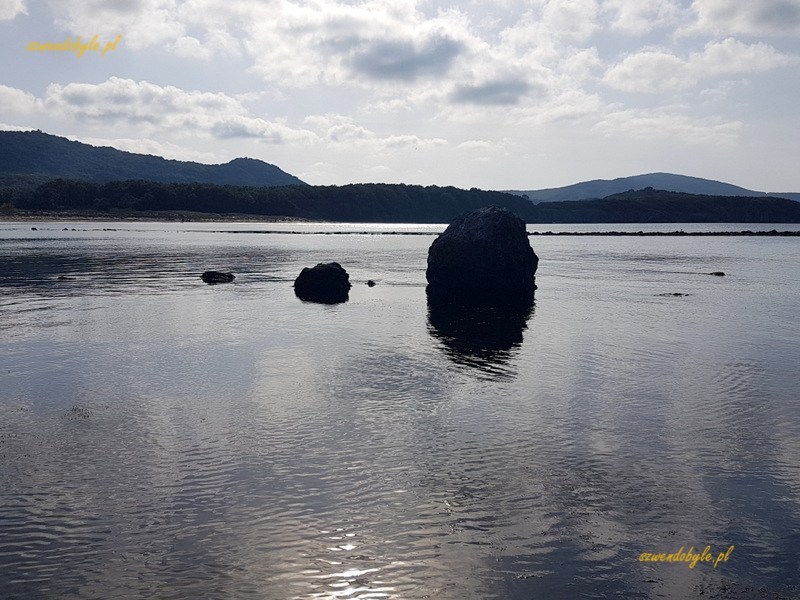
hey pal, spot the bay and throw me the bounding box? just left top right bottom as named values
left=1, top=221, right=799, bottom=599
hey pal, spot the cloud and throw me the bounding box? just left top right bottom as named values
left=382, top=134, right=446, bottom=149
left=457, top=140, right=496, bottom=151
left=0, top=0, right=26, bottom=20
left=70, top=136, right=219, bottom=163
left=46, top=0, right=185, bottom=49
left=29, top=77, right=316, bottom=144
left=451, top=79, right=533, bottom=106
left=349, top=34, right=463, bottom=81
left=603, top=0, right=681, bottom=34
left=0, top=123, right=37, bottom=132
left=689, top=0, right=800, bottom=36
left=44, top=77, right=244, bottom=126
left=211, top=116, right=318, bottom=144
left=229, top=1, right=475, bottom=87
left=603, top=38, right=795, bottom=92
left=593, top=107, right=743, bottom=144
left=0, top=85, right=38, bottom=113
left=302, top=113, right=446, bottom=150
left=540, top=0, right=601, bottom=43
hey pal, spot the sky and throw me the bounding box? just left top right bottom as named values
left=1, top=0, right=799, bottom=192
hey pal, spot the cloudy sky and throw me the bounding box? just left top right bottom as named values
left=1, top=0, right=799, bottom=191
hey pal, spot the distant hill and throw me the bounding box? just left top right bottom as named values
left=0, top=130, right=305, bottom=187
left=507, top=173, right=800, bottom=203
left=7, top=179, right=800, bottom=223
left=532, top=188, right=800, bottom=223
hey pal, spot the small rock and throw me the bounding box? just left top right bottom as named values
left=201, top=271, right=235, bottom=284
left=709, top=271, right=725, bottom=276
left=31, top=227, right=37, bottom=231
left=367, top=280, right=376, bottom=287
left=294, top=262, right=351, bottom=304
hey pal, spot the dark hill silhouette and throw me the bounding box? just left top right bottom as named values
left=532, top=188, right=800, bottom=223
left=507, top=173, right=800, bottom=203
left=7, top=180, right=800, bottom=223
left=0, top=130, right=305, bottom=186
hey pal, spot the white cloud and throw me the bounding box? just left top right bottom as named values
left=0, top=123, right=37, bottom=132
left=47, top=0, right=184, bottom=49
left=382, top=134, right=447, bottom=149
left=44, top=77, right=244, bottom=126
left=689, top=0, right=800, bottom=36
left=211, top=116, right=318, bottom=144
left=604, top=38, right=795, bottom=92
left=593, top=107, right=743, bottom=144
left=245, top=2, right=475, bottom=87
left=540, top=0, right=601, bottom=43
left=603, top=0, right=681, bottom=34
left=0, top=85, right=38, bottom=113
left=69, top=136, right=219, bottom=163
left=457, top=140, right=496, bottom=150
left=0, top=0, right=26, bottom=20
left=301, top=113, right=445, bottom=150
left=22, top=77, right=316, bottom=144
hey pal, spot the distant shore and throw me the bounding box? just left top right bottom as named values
left=0, top=209, right=311, bottom=223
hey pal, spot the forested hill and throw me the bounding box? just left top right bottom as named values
left=9, top=179, right=538, bottom=222
left=6, top=179, right=800, bottom=223
left=0, top=130, right=305, bottom=187
left=532, top=188, right=800, bottom=223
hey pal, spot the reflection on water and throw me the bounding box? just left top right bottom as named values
left=426, top=287, right=535, bottom=378
left=1, top=222, right=800, bottom=599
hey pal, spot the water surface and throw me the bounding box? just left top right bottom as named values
left=1, top=222, right=799, bottom=599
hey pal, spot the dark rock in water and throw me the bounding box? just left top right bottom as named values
left=31, top=227, right=37, bottom=231
left=294, top=262, right=351, bottom=304
left=426, top=206, right=538, bottom=299
left=367, top=280, right=376, bottom=287
left=427, top=287, right=535, bottom=377
left=656, top=292, right=690, bottom=297
left=709, top=271, right=725, bottom=276
left=201, top=271, right=235, bottom=284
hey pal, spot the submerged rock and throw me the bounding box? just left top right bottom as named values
left=426, top=206, right=538, bottom=300
left=709, top=271, right=726, bottom=276
left=201, top=271, right=235, bottom=284
left=294, top=262, right=351, bottom=304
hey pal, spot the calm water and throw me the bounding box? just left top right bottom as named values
left=1, top=221, right=799, bottom=599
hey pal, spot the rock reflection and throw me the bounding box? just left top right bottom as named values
left=426, top=287, right=535, bottom=377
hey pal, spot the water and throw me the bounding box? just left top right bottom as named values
left=1, top=221, right=799, bottom=599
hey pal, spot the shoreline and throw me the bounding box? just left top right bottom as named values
left=2, top=211, right=799, bottom=235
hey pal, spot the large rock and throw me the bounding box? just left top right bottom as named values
left=294, top=262, right=351, bottom=304
left=426, top=206, right=538, bottom=298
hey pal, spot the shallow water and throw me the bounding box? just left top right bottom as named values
left=1, top=222, right=799, bottom=599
